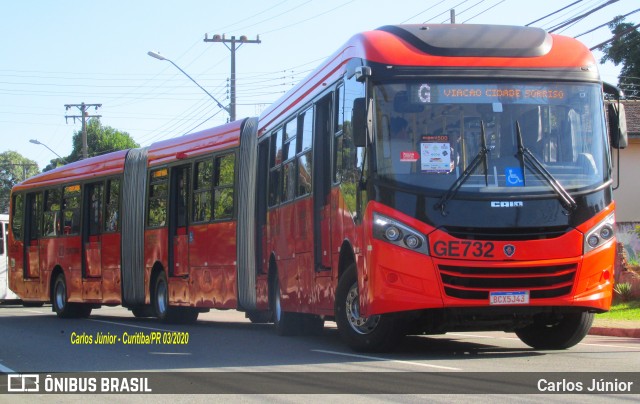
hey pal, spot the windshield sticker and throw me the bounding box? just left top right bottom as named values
left=420, top=142, right=452, bottom=173
left=400, top=151, right=419, bottom=162
left=505, top=167, right=524, bottom=186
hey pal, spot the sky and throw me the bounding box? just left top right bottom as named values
left=1, top=0, right=638, bottom=171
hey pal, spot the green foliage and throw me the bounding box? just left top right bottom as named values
left=0, top=151, right=39, bottom=213
left=597, top=300, right=640, bottom=321
left=44, top=118, right=139, bottom=172
left=600, top=16, right=640, bottom=98
left=614, top=282, right=634, bottom=303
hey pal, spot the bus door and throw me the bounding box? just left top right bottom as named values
left=169, top=165, right=190, bottom=278
left=311, top=94, right=334, bottom=313
left=314, top=94, right=334, bottom=272
left=24, top=192, right=42, bottom=279
left=83, top=182, right=104, bottom=279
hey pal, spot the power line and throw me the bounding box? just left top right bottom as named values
left=461, top=0, right=506, bottom=24
left=590, top=22, right=640, bottom=50
left=574, top=7, right=640, bottom=38
left=526, top=0, right=583, bottom=26
left=548, top=0, right=620, bottom=33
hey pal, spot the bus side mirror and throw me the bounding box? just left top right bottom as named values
left=352, top=97, right=367, bottom=147
left=608, top=102, right=628, bottom=149
left=603, top=82, right=628, bottom=149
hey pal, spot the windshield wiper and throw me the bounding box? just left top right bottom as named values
left=515, top=121, right=577, bottom=213
left=434, top=121, right=489, bottom=216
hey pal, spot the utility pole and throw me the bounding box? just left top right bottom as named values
left=450, top=9, right=456, bottom=23
left=203, top=34, right=261, bottom=121
left=64, top=102, right=102, bottom=160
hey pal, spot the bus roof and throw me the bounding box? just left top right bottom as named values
left=13, top=120, right=243, bottom=192
left=259, top=24, right=597, bottom=134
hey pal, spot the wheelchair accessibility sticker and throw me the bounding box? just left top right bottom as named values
left=505, top=167, right=524, bottom=187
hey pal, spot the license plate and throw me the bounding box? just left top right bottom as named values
left=489, top=291, right=530, bottom=305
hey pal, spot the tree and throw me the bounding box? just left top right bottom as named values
left=0, top=151, right=39, bottom=213
left=600, top=17, right=640, bottom=99
left=44, top=118, right=140, bottom=171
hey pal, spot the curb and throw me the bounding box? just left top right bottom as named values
left=589, top=327, right=640, bottom=338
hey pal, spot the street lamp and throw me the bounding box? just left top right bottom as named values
left=30, top=139, right=64, bottom=161
left=147, top=51, right=232, bottom=120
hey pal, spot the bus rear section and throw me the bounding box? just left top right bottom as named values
left=0, top=214, right=19, bottom=301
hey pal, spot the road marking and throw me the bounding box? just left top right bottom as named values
left=89, top=319, right=175, bottom=332
left=579, top=342, right=640, bottom=350
left=312, top=349, right=461, bottom=371
left=149, top=352, right=192, bottom=355
left=446, top=332, right=518, bottom=340
left=0, top=363, right=16, bottom=373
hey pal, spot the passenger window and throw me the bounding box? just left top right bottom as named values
left=193, top=160, right=213, bottom=223
left=105, top=179, right=120, bottom=232
left=88, top=183, right=104, bottom=236
left=43, top=189, right=61, bottom=237
left=11, top=194, right=24, bottom=241
left=62, top=185, right=81, bottom=235
left=214, top=153, right=235, bottom=220
left=148, top=168, right=168, bottom=228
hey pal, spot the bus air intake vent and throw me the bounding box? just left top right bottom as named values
left=441, top=226, right=570, bottom=241
left=438, top=264, right=576, bottom=300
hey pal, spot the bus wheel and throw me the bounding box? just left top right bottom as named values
left=153, top=272, right=170, bottom=321
left=131, top=305, right=155, bottom=318
left=22, top=301, right=44, bottom=308
left=52, top=274, right=91, bottom=318
left=246, top=310, right=272, bottom=324
left=271, top=274, right=300, bottom=336
left=335, top=264, right=400, bottom=352
left=515, top=311, right=594, bottom=350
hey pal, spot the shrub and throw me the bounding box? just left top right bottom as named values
left=614, top=282, right=634, bottom=302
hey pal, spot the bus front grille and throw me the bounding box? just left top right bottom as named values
left=438, top=264, right=576, bottom=300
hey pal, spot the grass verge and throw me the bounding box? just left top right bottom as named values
left=596, top=300, right=640, bottom=321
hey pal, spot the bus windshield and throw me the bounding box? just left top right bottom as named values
left=373, top=81, right=607, bottom=195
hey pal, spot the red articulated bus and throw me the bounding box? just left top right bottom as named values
left=9, top=24, right=627, bottom=351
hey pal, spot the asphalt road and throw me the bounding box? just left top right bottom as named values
left=0, top=303, right=639, bottom=401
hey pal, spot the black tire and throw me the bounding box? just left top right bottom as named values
left=52, top=273, right=92, bottom=319
left=152, top=271, right=170, bottom=321
left=152, top=272, right=198, bottom=324
left=173, top=308, right=199, bottom=324
left=246, top=310, right=272, bottom=324
left=271, top=274, right=300, bottom=336
left=131, top=305, right=155, bottom=318
left=515, top=311, right=594, bottom=350
left=335, top=264, right=401, bottom=352
left=22, top=301, right=45, bottom=307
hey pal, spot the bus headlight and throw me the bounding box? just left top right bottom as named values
left=373, top=213, right=429, bottom=255
left=583, top=213, right=615, bottom=253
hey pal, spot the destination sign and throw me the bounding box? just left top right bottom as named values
left=411, top=83, right=575, bottom=105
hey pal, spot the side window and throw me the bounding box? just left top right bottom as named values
left=297, top=108, right=313, bottom=197
left=342, top=77, right=366, bottom=181
left=0, top=221, right=5, bottom=255
left=29, top=193, right=43, bottom=240
left=43, top=189, right=61, bottom=237
left=282, top=119, right=298, bottom=203
left=62, top=185, right=81, bottom=235
left=193, top=159, right=213, bottom=223
left=148, top=168, right=168, bottom=228
left=213, top=153, right=235, bottom=220
left=105, top=179, right=120, bottom=232
left=268, top=128, right=283, bottom=207
left=88, top=183, right=104, bottom=236
left=11, top=193, right=24, bottom=241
